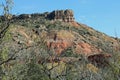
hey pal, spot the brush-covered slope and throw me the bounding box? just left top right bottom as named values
left=0, top=9, right=120, bottom=80
left=0, top=10, right=120, bottom=62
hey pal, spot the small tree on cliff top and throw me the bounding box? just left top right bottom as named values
left=0, top=0, right=14, bottom=19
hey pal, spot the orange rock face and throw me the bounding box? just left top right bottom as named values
left=47, top=30, right=74, bottom=54
left=75, top=42, right=102, bottom=56
left=47, top=40, right=102, bottom=56
left=47, top=40, right=73, bottom=54
left=47, top=30, right=104, bottom=57
left=75, top=42, right=92, bottom=55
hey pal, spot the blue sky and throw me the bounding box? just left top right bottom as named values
left=0, top=0, right=120, bottom=37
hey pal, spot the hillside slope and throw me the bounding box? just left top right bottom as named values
left=0, top=9, right=120, bottom=80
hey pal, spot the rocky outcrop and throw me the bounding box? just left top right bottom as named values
left=2, top=9, right=75, bottom=23
left=46, top=30, right=102, bottom=56
left=47, top=30, right=74, bottom=54
left=47, top=9, right=74, bottom=22
left=75, top=42, right=102, bottom=56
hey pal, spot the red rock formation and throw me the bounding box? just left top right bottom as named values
left=46, top=30, right=112, bottom=67
left=47, top=9, right=74, bottom=22
left=75, top=42, right=102, bottom=56
left=47, top=40, right=72, bottom=54
left=47, top=30, right=74, bottom=54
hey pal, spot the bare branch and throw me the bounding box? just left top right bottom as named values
left=0, top=54, right=16, bottom=65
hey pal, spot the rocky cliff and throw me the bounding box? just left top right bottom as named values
left=47, top=9, right=74, bottom=22
left=0, top=9, right=74, bottom=23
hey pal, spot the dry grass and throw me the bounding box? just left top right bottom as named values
left=57, top=30, right=75, bottom=40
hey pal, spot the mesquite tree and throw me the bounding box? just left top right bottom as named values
left=0, top=0, right=14, bottom=19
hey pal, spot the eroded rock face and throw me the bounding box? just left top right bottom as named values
left=47, top=9, right=74, bottom=22
left=46, top=30, right=102, bottom=56
left=8, top=9, right=75, bottom=23
left=47, top=30, right=75, bottom=54
left=75, top=42, right=102, bottom=56
left=47, top=40, right=72, bottom=54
